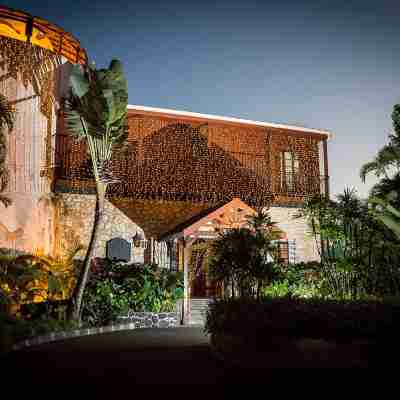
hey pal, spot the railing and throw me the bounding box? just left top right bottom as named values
left=276, top=173, right=329, bottom=198
left=53, top=134, right=329, bottom=200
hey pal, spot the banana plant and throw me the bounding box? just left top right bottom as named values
left=64, top=59, right=128, bottom=321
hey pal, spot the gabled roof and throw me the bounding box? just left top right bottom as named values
left=160, top=198, right=255, bottom=241
left=160, top=198, right=286, bottom=242
left=128, top=104, right=332, bottom=140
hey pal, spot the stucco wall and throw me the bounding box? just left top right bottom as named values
left=0, top=54, right=67, bottom=255
left=267, top=206, right=320, bottom=263
left=55, top=194, right=145, bottom=263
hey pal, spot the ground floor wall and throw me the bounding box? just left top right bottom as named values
left=0, top=193, right=320, bottom=266
left=267, top=206, right=320, bottom=263
left=54, top=194, right=145, bottom=263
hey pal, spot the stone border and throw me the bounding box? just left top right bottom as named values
left=12, top=319, right=179, bottom=352
left=116, top=311, right=178, bottom=328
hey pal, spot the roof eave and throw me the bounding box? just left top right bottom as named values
left=127, top=104, right=333, bottom=140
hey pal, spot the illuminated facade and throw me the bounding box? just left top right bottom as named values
left=0, top=6, right=331, bottom=320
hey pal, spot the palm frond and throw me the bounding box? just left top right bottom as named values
left=64, top=99, right=87, bottom=140
left=370, top=172, right=400, bottom=205
left=360, top=144, right=400, bottom=181
left=392, top=103, right=400, bottom=138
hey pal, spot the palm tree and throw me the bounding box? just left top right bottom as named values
left=208, top=210, right=282, bottom=298
left=0, top=93, right=15, bottom=207
left=369, top=172, right=400, bottom=208
left=64, top=59, right=128, bottom=321
left=360, top=104, right=400, bottom=183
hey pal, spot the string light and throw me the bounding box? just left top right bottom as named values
left=0, top=36, right=61, bottom=180
left=56, top=115, right=324, bottom=207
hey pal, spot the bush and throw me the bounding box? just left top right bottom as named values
left=205, top=297, right=400, bottom=344
left=0, top=312, right=78, bottom=353
left=262, top=261, right=323, bottom=299
left=82, top=262, right=183, bottom=327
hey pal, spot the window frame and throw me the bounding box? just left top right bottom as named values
left=280, top=150, right=299, bottom=192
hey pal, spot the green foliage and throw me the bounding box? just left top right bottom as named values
left=360, top=103, right=400, bottom=209
left=0, top=311, right=78, bottom=353
left=82, top=262, right=183, bottom=327
left=208, top=209, right=283, bottom=299
left=0, top=254, right=76, bottom=307
left=65, top=59, right=128, bottom=182
left=205, top=297, right=400, bottom=344
left=296, top=189, right=400, bottom=299
left=369, top=195, right=400, bottom=240
left=262, top=262, right=322, bottom=299
left=65, top=58, right=129, bottom=322
left=370, top=173, right=400, bottom=209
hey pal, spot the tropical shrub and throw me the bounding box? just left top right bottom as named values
left=81, top=262, right=183, bottom=327
left=208, top=209, right=283, bottom=298
left=295, top=189, right=400, bottom=299
left=0, top=311, right=78, bottom=353
left=0, top=254, right=77, bottom=314
left=205, top=297, right=400, bottom=344
left=262, top=262, right=322, bottom=299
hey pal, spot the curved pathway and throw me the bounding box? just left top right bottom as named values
left=2, top=327, right=273, bottom=384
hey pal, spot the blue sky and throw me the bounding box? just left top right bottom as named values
left=4, top=0, right=400, bottom=199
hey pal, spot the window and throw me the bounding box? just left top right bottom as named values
left=271, top=240, right=296, bottom=264
left=280, top=151, right=299, bottom=191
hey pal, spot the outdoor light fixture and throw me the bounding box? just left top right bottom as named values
left=132, top=231, right=145, bottom=248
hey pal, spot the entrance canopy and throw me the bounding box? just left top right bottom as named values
left=161, top=198, right=286, bottom=243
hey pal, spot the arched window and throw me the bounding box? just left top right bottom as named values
left=280, top=151, right=299, bottom=192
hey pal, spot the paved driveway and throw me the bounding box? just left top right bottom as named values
left=2, top=327, right=273, bottom=384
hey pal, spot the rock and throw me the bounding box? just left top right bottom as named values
left=159, top=320, right=169, bottom=328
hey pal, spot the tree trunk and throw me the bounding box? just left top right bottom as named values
left=68, top=181, right=107, bottom=322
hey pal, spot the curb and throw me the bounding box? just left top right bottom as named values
left=11, top=322, right=180, bottom=352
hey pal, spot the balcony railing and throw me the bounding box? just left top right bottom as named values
left=276, top=172, right=329, bottom=198
left=53, top=134, right=329, bottom=200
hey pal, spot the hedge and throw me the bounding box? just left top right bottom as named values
left=205, top=297, right=400, bottom=344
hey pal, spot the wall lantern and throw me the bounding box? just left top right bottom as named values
left=133, top=231, right=145, bottom=248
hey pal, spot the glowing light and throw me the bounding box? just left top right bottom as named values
left=0, top=18, right=54, bottom=51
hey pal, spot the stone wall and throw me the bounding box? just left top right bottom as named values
left=55, top=193, right=145, bottom=262
left=267, top=206, right=320, bottom=263
left=116, top=311, right=179, bottom=328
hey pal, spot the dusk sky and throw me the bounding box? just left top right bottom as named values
left=4, top=0, right=400, bottom=199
